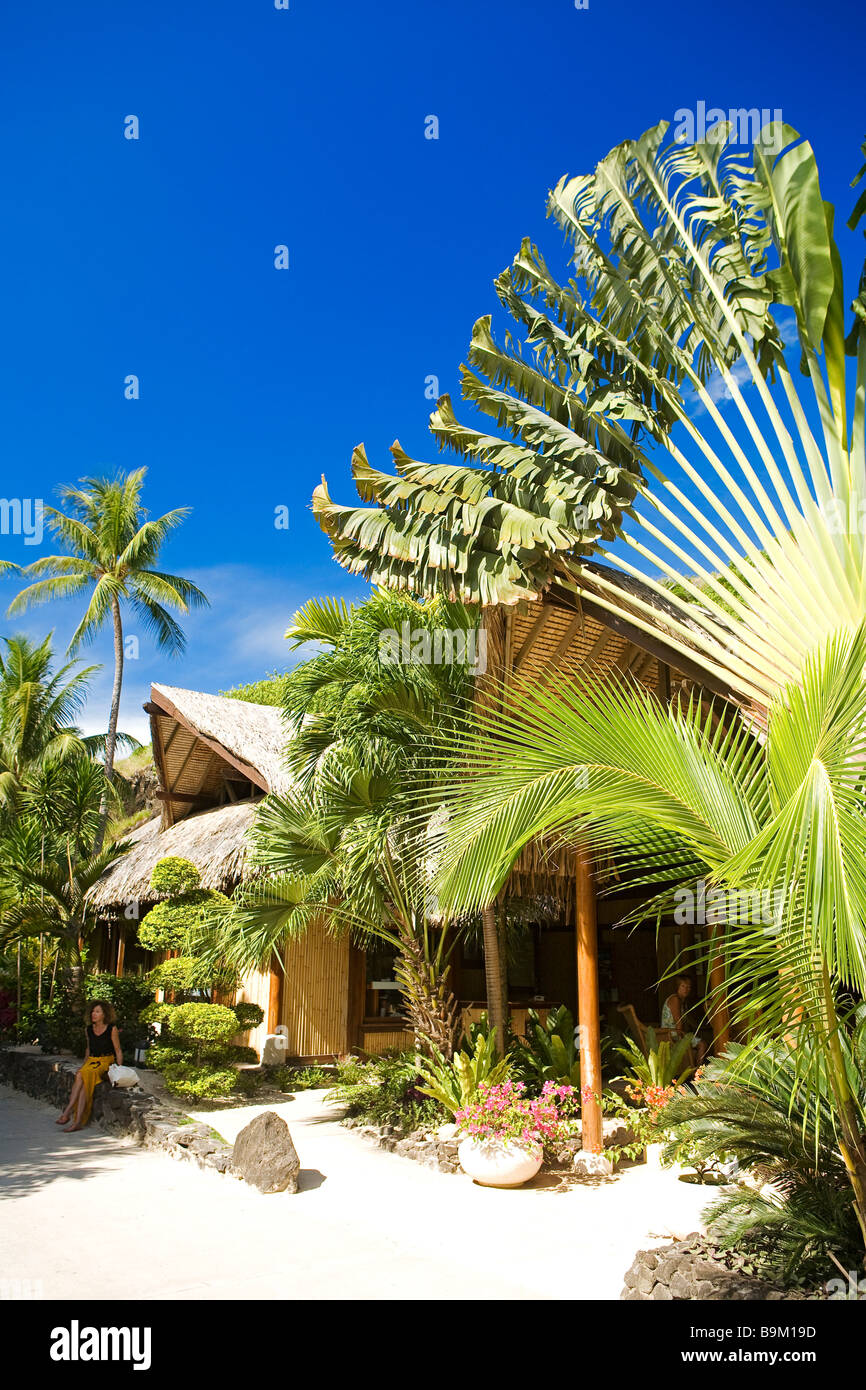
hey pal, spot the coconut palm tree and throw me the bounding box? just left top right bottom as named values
left=0, top=634, right=99, bottom=819
left=7, top=469, right=208, bottom=847
left=433, top=624, right=866, bottom=1250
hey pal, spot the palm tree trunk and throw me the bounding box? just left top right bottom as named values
left=394, top=927, right=460, bottom=1060
left=481, top=904, right=508, bottom=1057
left=68, top=934, right=85, bottom=1017
left=94, top=597, right=124, bottom=853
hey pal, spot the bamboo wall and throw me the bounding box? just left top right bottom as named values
left=233, top=965, right=273, bottom=1058
left=279, top=925, right=351, bottom=1057
left=360, top=1027, right=415, bottom=1055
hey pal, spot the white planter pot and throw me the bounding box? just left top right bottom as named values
left=458, top=1136, right=543, bottom=1188
left=645, top=1141, right=666, bottom=1170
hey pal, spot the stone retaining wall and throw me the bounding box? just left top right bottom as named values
left=621, top=1235, right=813, bottom=1301
left=0, top=1048, right=234, bottom=1176
left=344, top=1115, right=635, bottom=1175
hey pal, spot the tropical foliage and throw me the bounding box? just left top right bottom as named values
left=416, top=1014, right=511, bottom=1116
left=434, top=622, right=866, bottom=1248
left=0, top=638, right=132, bottom=1013
left=330, top=1052, right=445, bottom=1133
left=616, top=1027, right=694, bottom=1090
left=662, top=1043, right=866, bottom=1282
left=513, top=1004, right=582, bottom=1087
left=199, top=592, right=479, bottom=1057
left=314, top=125, right=866, bottom=714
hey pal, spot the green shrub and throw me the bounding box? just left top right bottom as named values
left=145, top=1042, right=189, bottom=1069
left=141, top=1001, right=172, bottom=1028
left=417, top=1017, right=510, bottom=1116
left=232, top=1069, right=264, bottom=1097
left=616, top=1027, right=694, bottom=1089
left=20, top=995, right=85, bottom=1055
left=662, top=1044, right=863, bottom=1284
left=19, top=972, right=155, bottom=1055
left=149, top=856, right=201, bottom=896
left=331, top=1051, right=445, bottom=1132
left=269, top=1064, right=333, bottom=1091
left=137, top=890, right=226, bottom=952
left=232, top=1001, right=265, bottom=1032
left=168, top=1002, right=239, bottom=1054
left=161, top=1062, right=239, bottom=1100
left=144, top=956, right=212, bottom=995
left=512, top=1005, right=582, bottom=1088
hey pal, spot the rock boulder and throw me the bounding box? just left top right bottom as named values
left=231, top=1110, right=300, bottom=1194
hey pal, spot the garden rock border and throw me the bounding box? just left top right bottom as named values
left=344, top=1115, right=635, bottom=1176
left=621, top=1235, right=817, bottom=1301
left=343, top=1117, right=463, bottom=1173
left=0, top=1047, right=234, bottom=1176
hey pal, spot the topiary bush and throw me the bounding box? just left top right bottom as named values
left=137, top=856, right=264, bottom=1098
left=161, top=1062, right=240, bottom=1100
left=145, top=1042, right=190, bottom=1069
left=149, top=856, right=202, bottom=896
left=137, top=890, right=227, bottom=952
left=232, top=1001, right=265, bottom=1033
left=166, top=1002, right=239, bottom=1059
left=144, top=956, right=212, bottom=995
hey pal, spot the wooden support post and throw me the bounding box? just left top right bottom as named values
left=575, top=847, right=603, bottom=1154
left=267, top=953, right=284, bottom=1036
left=115, top=928, right=126, bottom=978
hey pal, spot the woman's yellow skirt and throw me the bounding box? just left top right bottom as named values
left=77, top=1056, right=113, bottom=1125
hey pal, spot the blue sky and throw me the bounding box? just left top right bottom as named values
left=0, top=0, right=862, bottom=743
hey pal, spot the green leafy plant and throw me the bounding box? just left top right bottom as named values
left=417, top=1016, right=511, bottom=1117
left=137, top=890, right=227, bottom=952
left=616, top=1027, right=694, bottom=1089
left=330, top=1051, right=444, bottom=1132
left=661, top=1043, right=865, bottom=1282
left=514, top=1005, right=581, bottom=1087
left=269, top=1064, right=333, bottom=1091
left=167, top=1002, right=239, bottom=1060
left=232, top=1001, right=265, bottom=1032
left=161, top=1063, right=240, bottom=1101
left=149, top=856, right=202, bottom=896
left=144, top=956, right=211, bottom=995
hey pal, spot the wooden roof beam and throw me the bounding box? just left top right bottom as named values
left=513, top=605, right=555, bottom=672
left=147, top=686, right=269, bottom=793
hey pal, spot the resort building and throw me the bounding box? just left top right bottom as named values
left=90, top=572, right=735, bottom=1071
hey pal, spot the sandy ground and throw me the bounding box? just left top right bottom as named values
left=0, top=1082, right=710, bottom=1300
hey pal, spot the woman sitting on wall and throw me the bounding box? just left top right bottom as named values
left=56, top=1001, right=122, bottom=1132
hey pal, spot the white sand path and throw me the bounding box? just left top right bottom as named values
left=1, top=1083, right=709, bottom=1300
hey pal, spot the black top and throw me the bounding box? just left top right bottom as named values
left=87, top=1023, right=117, bottom=1058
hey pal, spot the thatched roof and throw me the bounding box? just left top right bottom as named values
left=151, top=684, right=291, bottom=797
left=89, top=800, right=260, bottom=912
